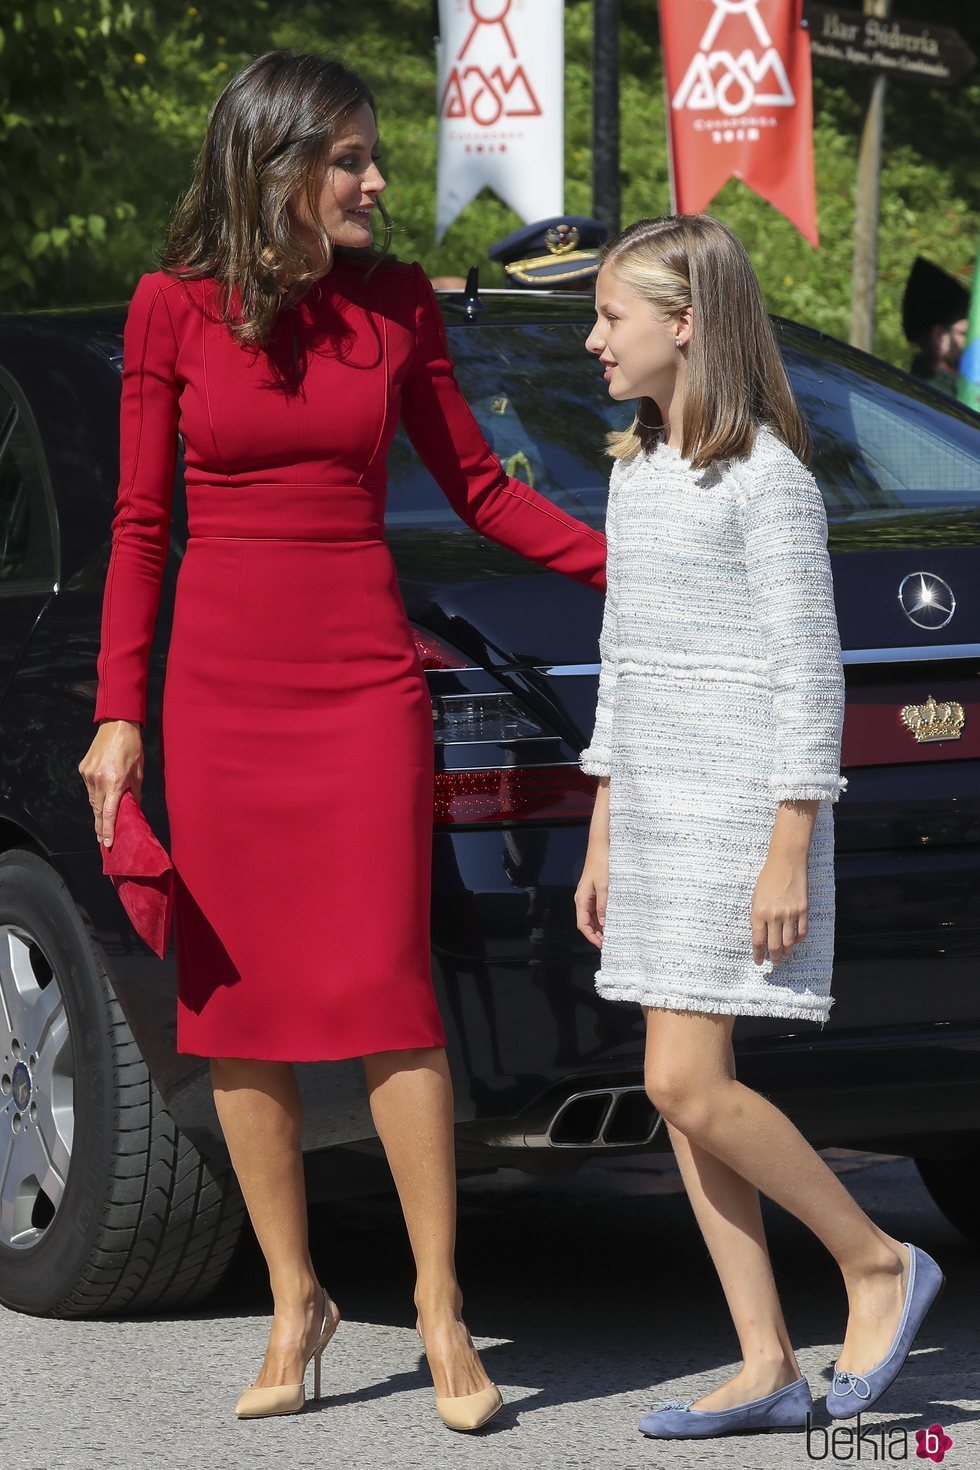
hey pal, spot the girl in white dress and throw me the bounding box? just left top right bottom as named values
left=575, top=215, right=943, bottom=1439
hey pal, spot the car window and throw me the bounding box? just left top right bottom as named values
left=0, top=385, right=57, bottom=586
left=783, top=345, right=980, bottom=523
left=386, top=322, right=631, bottom=529
left=386, top=317, right=980, bottom=545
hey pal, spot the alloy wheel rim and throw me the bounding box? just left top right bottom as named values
left=0, top=924, right=74, bottom=1250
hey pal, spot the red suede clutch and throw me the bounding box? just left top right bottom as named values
left=101, top=790, right=174, bottom=958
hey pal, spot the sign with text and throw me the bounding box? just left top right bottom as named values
left=435, top=0, right=564, bottom=243
left=660, top=0, right=818, bottom=247
left=807, top=5, right=976, bottom=87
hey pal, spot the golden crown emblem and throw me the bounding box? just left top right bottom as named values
left=900, top=695, right=965, bottom=744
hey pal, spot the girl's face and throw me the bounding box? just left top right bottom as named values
left=291, top=101, right=386, bottom=253
left=586, top=265, right=689, bottom=402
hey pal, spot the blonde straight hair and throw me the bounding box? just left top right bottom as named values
left=602, top=215, right=810, bottom=469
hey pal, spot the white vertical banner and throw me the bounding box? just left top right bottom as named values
left=435, top=0, right=565, bottom=243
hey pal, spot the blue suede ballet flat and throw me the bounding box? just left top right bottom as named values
left=827, top=1242, right=945, bottom=1420
left=638, top=1376, right=813, bottom=1438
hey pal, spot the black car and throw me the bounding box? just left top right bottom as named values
left=0, top=281, right=978, bottom=1319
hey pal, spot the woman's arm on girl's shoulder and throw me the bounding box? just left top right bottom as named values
left=740, top=431, right=846, bottom=804
left=93, top=273, right=182, bottom=727
left=398, top=262, right=607, bottom=591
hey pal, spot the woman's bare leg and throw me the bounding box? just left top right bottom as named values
left=645, top=1009, right=909, bottom=1390
left=363, top=1046, right=492, bottom=1399
left=210, top=1057, right=340, bottom=1390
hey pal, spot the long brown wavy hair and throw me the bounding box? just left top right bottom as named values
left=601, top=215, right=810, bottom=469
left=160, top=50, right=393, bottom=346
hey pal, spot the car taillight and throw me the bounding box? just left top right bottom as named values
left=431, top=692, right=543, bottom=743
left=431, top=766, right=599, bottom=825
left=413, top=629, right=475, bottom=671
left=411, top=626, right=598, bottom=826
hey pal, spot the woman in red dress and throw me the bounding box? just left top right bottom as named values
left=77, top=52, right=606, bottom=1428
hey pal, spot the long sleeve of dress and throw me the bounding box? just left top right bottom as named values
left=739, top=435, right=847, bottom=803
left=400, top=263, right=607, bottom=592
left=93, top=273, right=180, bottom=725
left=578, top=457, right=622, bottom=777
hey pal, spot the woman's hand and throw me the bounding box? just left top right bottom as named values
left=77, top=719, right=144, bottom=849
left=750, top=853, right=809, bottom=967
left=575, top=778, right=610, bottom=948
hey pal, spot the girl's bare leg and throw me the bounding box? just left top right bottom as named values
left=364, top=1046, right=492, bottom=1399
left=210, top=1058, right=340, bottom=1390
left=644, top=1009, right=909, bottom=1398
left=654, top=1013, right=801, bottom=1409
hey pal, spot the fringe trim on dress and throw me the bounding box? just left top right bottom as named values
left=772, top=775, right=848, bottom=802
left=595, top=975, right=834, bottom=1026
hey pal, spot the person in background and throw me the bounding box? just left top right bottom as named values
left=488, top=215, right=607, bottom=291
left=902, top=255, right=970, bottom=395
left=430, top=215, right=608, bottom=293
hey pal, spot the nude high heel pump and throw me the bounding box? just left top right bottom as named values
left=417, top=1321, right=503, bottom=1432
left=235, top=1289, right=340, bottom=1419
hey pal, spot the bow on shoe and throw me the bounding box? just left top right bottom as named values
left=656, top=1400, right=694, bottom=1412
left=832, top=1371, right=872, bottom=1401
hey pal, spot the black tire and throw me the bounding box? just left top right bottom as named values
left=915, top=1148, right=980, bottom=1247
left=0, top=849, right=245, bottom=1317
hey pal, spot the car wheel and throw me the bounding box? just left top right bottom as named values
left=0, top=849, right=245, bottom=1316
left=915, top=1147, right=980, bottom=1247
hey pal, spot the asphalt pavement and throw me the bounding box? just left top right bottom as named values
left=1, top=1151, right=977, bottom=1470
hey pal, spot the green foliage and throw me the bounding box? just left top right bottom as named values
left=0, top=0, right=153, bottom=296
left=1, top=0, right=977, bottom=369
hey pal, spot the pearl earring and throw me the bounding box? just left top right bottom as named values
left=675, top=335, right=682, bottom=347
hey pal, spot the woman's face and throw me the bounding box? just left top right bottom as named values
left=291, top=100, right=386, bottom=253
left=586, top=265, right=688, bottom=402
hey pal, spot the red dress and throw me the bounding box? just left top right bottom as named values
left=93, top=257, right=607, bottom=1060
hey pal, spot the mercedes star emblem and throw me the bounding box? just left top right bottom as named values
left=898, top=571, right=955, bottom=630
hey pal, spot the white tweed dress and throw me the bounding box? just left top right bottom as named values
left=579, top=425, right=846, bottom=1024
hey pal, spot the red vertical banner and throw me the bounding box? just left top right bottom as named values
left=660, top=0, right=819, bottom=247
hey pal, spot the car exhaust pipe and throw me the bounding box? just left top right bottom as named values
left=546, top=1086, right=662, bottom=1148
left=475, top=1085, right=663, bottom=1150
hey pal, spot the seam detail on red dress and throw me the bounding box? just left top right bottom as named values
left=97, top=279, right=177, bottom=717
left=200, top=283, right=234, bottom=484
left=494, top=482, right=607, bottom=545
left=189, top=480, right=383, bottom=489
left=190, top=534, right=385, bottom=542
left=358, top=270, right=391, bottom=485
